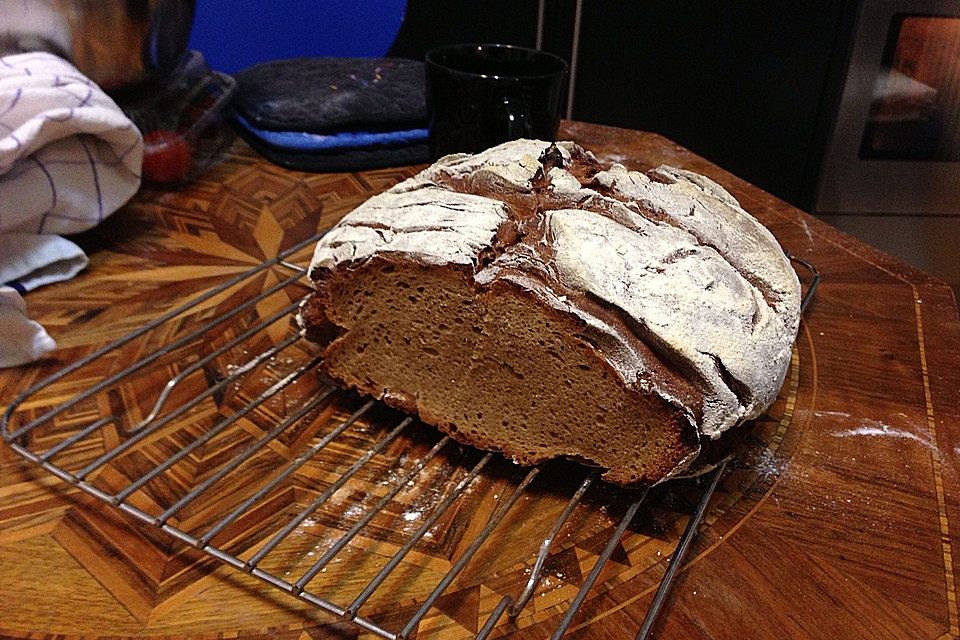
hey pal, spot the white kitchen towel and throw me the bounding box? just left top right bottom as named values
left=0, top=233, right=88, bottom=290
left=0, top=51, right=142, bottom=233
left=0, top=233, right=86, bottom=366
left=0, top=51, right=143, bottom=367
left=0, top=285, right=57, bottom=368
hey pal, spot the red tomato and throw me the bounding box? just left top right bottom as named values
left=142, top=130, right=193, bottom=183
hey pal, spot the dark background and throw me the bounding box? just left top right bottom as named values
left=389, top=0, right=860, bottom=211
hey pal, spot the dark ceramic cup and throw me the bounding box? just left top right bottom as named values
left=425, top=43, right=568, bottom=159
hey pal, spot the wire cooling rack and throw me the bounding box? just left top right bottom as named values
left=2, top=233, right=819, bottom=640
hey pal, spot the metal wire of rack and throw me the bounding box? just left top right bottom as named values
left=2, top=233, right=819, bottom=640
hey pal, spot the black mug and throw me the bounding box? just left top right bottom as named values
left=425, top=43, right=569, bottom=159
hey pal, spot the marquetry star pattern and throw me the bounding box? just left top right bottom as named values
left=0, top=142, right=798, bottom=640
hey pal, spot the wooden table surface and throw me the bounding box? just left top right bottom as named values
left=1, top=122, right=958, bottom=640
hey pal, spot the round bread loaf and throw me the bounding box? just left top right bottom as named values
left=299, top=139, right=801, bottom=484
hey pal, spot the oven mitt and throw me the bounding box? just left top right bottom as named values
left=233, top=57, right=426, bottom=133
left=232, top=57, right=429, bottom=171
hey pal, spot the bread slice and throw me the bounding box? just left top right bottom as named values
left=299, top=140, right=801, bottom=484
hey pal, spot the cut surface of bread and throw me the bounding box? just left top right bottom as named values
left=303, top=260, right=698, bottom=484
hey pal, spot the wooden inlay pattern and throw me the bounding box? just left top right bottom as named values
left=1, top=123, right=959, bottom=640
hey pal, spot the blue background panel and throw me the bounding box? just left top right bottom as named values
left=188, top=0, right=407, bottom=73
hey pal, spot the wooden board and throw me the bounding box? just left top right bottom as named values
left=1, top=122, right=958, bottom=640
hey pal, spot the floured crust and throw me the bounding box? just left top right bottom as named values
left=303, top=139, right=801, bottom=481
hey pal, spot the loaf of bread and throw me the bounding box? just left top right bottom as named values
left=299, top=139, right=801, bottom=484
